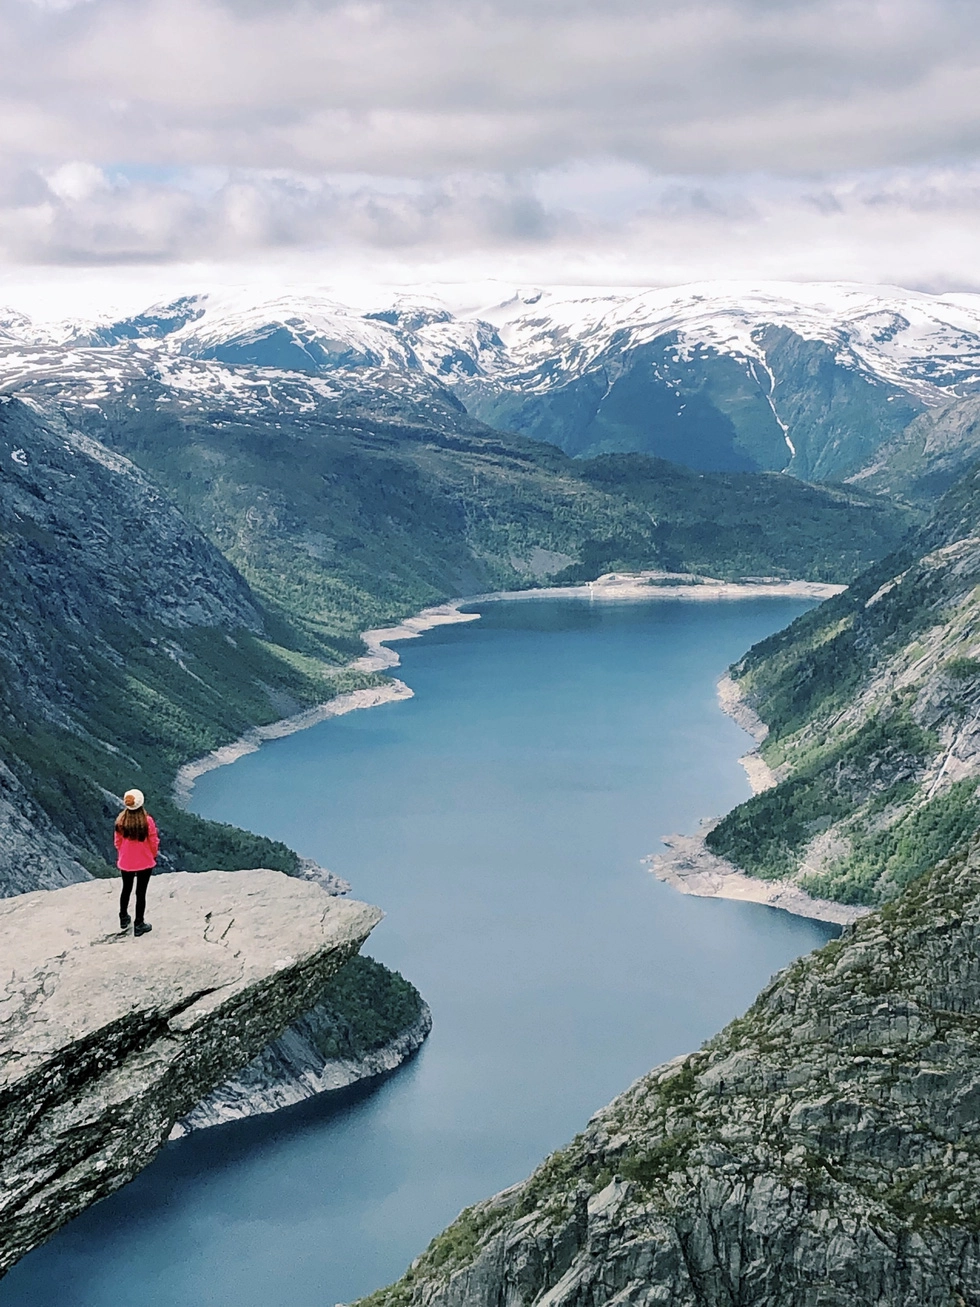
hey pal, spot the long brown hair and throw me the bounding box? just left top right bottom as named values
left=115, top=807, right=149, bottom=841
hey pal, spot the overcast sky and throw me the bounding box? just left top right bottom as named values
left=2, top=0, right=980, bottom=304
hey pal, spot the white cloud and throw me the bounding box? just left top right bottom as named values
left=0, top=0, right=978, bottom=281
left=5, top=0, right=980, bottom=174
left=0, top=161, right=975, bottom=293
left=44, top=161, right=109, bottom=201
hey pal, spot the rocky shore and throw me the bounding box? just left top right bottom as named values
left=646, top=825, right=870, bottom=927
left=647, top=670, right=872, bottom=927
left=472, top=572, right=846, bottom=605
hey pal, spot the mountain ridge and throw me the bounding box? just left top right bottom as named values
left=6, top=279, right=980, bottom=484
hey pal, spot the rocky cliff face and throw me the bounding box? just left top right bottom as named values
left=172, top=952, right=432, bottom=1136
left=362, top=839, right=980, bottom=1307
left=173, top=995, right=432, bottom=1135
left=0, top=759, right=88, bottom=894
left=0, top=868, right=381, bottom=1277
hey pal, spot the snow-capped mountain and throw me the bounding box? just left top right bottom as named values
left=5, top=280, right=980, bottom=484
left=0, top=290, right=465, bottom=433
left=469, top=283, right=980, bottom=395
left=436, top=282, right=980, bottom=479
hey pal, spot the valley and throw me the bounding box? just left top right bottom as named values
left=4, top=278, right=980, bottom=1302
left=3, top=279, right=944, bottom=900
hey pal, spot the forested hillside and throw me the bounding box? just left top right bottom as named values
left=0, top=384, right=908, bottom=897
left=706, top=460, right=980, bottom=906
left=0, top=397, right=378, bottom=890
left=77, top=397, right=911, bottom=638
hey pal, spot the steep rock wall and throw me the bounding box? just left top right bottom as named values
left=0, top=760, right=88, bottom=894
left=172, top=1000, right=432, bottom=1135
left=362, top=839, right=980, bottom=1307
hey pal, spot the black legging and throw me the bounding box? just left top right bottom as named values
left=119, top=870, right=153, bottom=924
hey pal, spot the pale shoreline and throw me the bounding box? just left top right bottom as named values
left=175, top=571, right=865, bottom=925
left=172, top=602, right=479, bottom=806
left=645, top=828, right=870, bottom=927
left=174, top=572, right=842, bottom=808
left=471, top=572, right=845, bottom=605
left=645, top=674, right=873, bottom=927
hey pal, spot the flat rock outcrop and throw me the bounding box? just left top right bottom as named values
left=362, top=839, right=980, bottom=1307
left=0, top=869, right=382, bottom=1276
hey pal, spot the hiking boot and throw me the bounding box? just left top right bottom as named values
left=134, top=921, right=152, bottom=937
left=119, top=913, right=131, bottom=931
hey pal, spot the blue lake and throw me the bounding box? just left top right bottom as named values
left=4, top=597, right=837, bottom=1307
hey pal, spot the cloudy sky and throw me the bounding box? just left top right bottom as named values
left=2, top=0, right=980, bottom=306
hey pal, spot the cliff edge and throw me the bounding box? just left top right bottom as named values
left=361, top=838, right=980, bottom=1307
left=0, top=869, right=382, bottom=1277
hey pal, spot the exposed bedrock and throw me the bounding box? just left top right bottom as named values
left=172, top=954, right=433, bottom=1136
left=0, top=869, right=382, bottom=1277
left=362, top=841, right=980, bottom=1307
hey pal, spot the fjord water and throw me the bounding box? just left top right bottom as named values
left=5, top=597, right=836, bottom=1307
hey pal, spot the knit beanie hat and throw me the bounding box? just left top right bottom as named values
left=123, top=789, right=145, bottom=811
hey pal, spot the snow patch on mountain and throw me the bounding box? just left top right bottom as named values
left=460, top=281, right=980, bottom=401
left=5, top=280, right=980, bottom=403
left=3, top=279, right=980, bottom=482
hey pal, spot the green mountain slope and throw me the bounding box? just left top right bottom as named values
left=570, top=454, right=906, bottom=584
left=849, top=393, right=980, bottom=507
left=705, top=461, right=980, bottom=905
left=0, top=397, right=378, bottom=890
left=70, top=387, right=912, bottom=646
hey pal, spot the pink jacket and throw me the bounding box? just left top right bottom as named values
left=115, top=814, right=160, bottom=872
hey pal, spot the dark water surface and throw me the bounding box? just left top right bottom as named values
left=5, top=598, right=837, bottom=1307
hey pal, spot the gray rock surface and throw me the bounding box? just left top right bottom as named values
left=363, top=840, right=980, bottom=1307
left=0, top=868, right=381, bottom=1277
left=0, top=760, right=89, bottom=895
left=171, top=1002, right=432, bottom=1136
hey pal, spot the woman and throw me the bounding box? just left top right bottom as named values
left=114, top=788, right=159, bottom=936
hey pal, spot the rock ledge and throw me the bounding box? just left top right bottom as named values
left=0, top=869, right=382, bottom=1276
